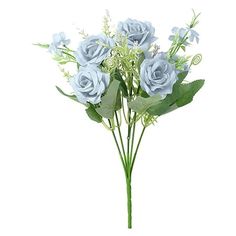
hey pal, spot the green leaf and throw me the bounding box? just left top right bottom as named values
left=58, top=61, right=68, bottom=65
left=111, top=69, right=128, bottom=97
left=85, top=104, right=102, bottom=123
left=53, top=54, right=74, bottom=65
left=139, top=89, right=149, bottom=98
left=55, top=86, right=78, bottom=102
left=95, top=80, right=121, bottom=119
left=176, top=79, right=205, bottom=107
left=147, top=98, right=171, bottom=116
left=137, top=52, right=145, bottom=72
left=147, top=79, right=204, bottom=116
left=115, top=89, right=122, bottom=110
left=180, top=45, right=186, bottom=51
left=128, top=93, right=162, bottom=114
left=33, top=43, right=50, bottom=48
left=177, top=71, right=188, bottom=83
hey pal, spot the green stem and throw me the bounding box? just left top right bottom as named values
left=130, top=86, right=140, bottom=159
left=61, top=50, right=76, bottom=60
left=130, top=127, right=146, bottom=173
left=108, top=119, right=127, bottom=176
left=169, top=30, right=190, bottom=57
left=127, top=108, right=132, bottom=167
left=127, top=78, right=133, bottom=167
left=126, top=176, right=132, bottom=228
left=115, top=111, right=127, bottom=166
left=121, top=96, right=128, bottom=124
left=130, top=112, right=137, bottom=159
left=126, top=72, right=134, bottom=228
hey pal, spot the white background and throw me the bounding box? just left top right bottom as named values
left=0, top=0, right=236, bottom=235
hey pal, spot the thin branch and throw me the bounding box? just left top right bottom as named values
left=130, top=127, right=146, bottom=173
left=130, top=112, right=137, bottom=160
left=108, top=119, right=127, bottom=175
left=115, top=111, right=127, bottom=165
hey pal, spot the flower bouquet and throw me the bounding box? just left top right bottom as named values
left=36, top=10, right=204, bottom=228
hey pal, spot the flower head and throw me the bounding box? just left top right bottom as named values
left=117, top=19, right=156, bottom=51
left=74, top=34, right=115, bottom=66
left=140, top=53, right=178, bottom=98
left=169, top=27, right=199, bottom=44
left=70, top=65, right=110, bottom=104
left=48, top=32, right=70, bottom=55
left=187, top=28, right=199, bottom=43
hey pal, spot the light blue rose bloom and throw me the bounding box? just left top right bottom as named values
left=48, top=32, right=70, bottom=55
left=70, top=65, right=110, bottom=104
left=169, top=27, right=199, bottom=44
left=140, top=53, right=178, bottom=98
left=74, top=34, right=115, bottom=66
left=117, top=19, right=156, bottom=51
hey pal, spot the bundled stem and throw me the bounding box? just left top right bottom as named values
left=126, top=176, right=132, bottom=228
left=108, top=80, right=147, bottom=228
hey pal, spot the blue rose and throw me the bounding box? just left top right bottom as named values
left=74, top=35, right=115, bottom=66
left=70, top=65, right=110, bottom=104
left=140, top=53, right=178, bottom=98
left=48, top=32, right=70, bottom=55
left=117, top=19, right=156, bottom=51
